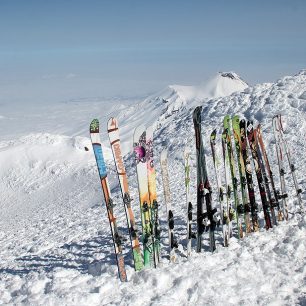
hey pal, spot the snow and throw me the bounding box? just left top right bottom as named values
left=0, top=70, right=306, bottom=305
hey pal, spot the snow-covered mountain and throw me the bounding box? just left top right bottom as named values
left=142, top=71, right=248, bottom=119
left=0, top=70, right=306, bottom=305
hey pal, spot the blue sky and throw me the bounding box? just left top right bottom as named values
left=0, top=0, right=305, bottom=101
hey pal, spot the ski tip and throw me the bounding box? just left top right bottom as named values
left=192, top=106, right=202, bottom=120
left=133, top=124, right=146, bottom=141
left=107, top=117, right=118, bottom=131
left=146, top=125, right=153, bottom=138
left=160, top=149, right=168, bottom=162
left=184, top=145, right=191, bottom=157
left=221, top=128, right=227, bottom=138
left=247, top=120, right=253, bottom=127
left=210, top=129, right=217, bottom=139
left=232, top=114, right=240, bottom=125
left=240, top=118, right=246, bottom=127
left=223, top=115, right=231, bottom=127
left=90, top=119, right=99, bottom=133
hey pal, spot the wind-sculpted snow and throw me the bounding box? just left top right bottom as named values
left=0, top=71, right=305, bottom=305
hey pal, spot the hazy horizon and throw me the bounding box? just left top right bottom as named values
left=1, top=0, right=305, bottom=104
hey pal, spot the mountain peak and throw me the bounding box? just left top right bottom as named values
left=218, top=71, right=248, bottom=85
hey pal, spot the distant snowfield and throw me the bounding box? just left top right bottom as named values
left=0, top=71, right=306, bottom=305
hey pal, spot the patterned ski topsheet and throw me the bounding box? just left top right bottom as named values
left=90, top=119, right=127, bottom=282
left=133, top=125, right=156, bottom=268
left=146, top=126, right=161, bottom=265
left=107, top=117, right=144, bottom=271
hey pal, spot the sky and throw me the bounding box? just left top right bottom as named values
left=0, top=0, right=305, bottom=104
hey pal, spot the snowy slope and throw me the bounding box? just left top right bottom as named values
left=0, top=70, right=306, bottom=305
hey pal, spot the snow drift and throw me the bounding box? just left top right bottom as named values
left=0, top=70, right=305, bottom=305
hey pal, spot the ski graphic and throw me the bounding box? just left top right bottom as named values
left=107, top=117, right=144, bottom=271
left=146, top=126, right=161, bottom=265
left=160, top=149, right=178, bottom=262
left=90, top=119, right=127, bottom=282
left=193, top=106, right=217, bottom=253
left=133, top=125, right=156, bottom=268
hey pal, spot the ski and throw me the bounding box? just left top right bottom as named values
left=272, top=116, right=289, bottom=220
left=221, top=130, right=234, bottom=239
left=255, top=128, right=277, bottom=226
left=239, top=119, right=259, bottom=232
left=232, top=115, right=252, bottom=234
left=90, top=119, right=127, bottom=282
left=210, top=129, right=230, bottom=247
left=193, top=106, right=217, bottom=253
left=223, top=115, right=244, bottom=239
left=160, top=149, right=178, bottom=262
left=107, top=117, right=144, bottom=271
left=255, top=124, right=278, bottom=225
left=246, top=121, right=272, bottom=229
left=272, top=116, right=289, bottom=219
left=184, top=146, right=194, bottom=256
left=146, top=126, right=161, bottom=265
left=273, top=115, right=303, bottom=213
left=133, top=125, right=156, bottom=268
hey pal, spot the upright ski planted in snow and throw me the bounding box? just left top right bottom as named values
left=256, top=124, right=283, bottom=221
left=210, top=129, right=230, bottom=247
left=232, top=115, right=252, bottom=234
left=246, top=121, right=272, bottom=229
left=90, top=119, right=127, bottom=282
left=133, top=125, right=156, bottom=268
left=255, top=125, right=277, bottom=225
left=160, top=149, right=178, bottom=262
left=184, top=146, right=194, bottom=256
left=107, top=117, right=144, bottom=271
left=273, top=115, right=303, bottom=213
left=146, top=126, right=161, bottom=265
left=272, top=116, right=289, bottom=219
left=223, top=115, right=244, bottom=238
left=239, top=119, right=259, bottom=231
left=221, top=129, right=234, bottom=239
left=193, top=106, right=217, bottom=253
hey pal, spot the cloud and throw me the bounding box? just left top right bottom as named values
left=65, top=73, right=77, bottom=79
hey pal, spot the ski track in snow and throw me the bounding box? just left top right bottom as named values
left=0, top=71, right=306, bottom=305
